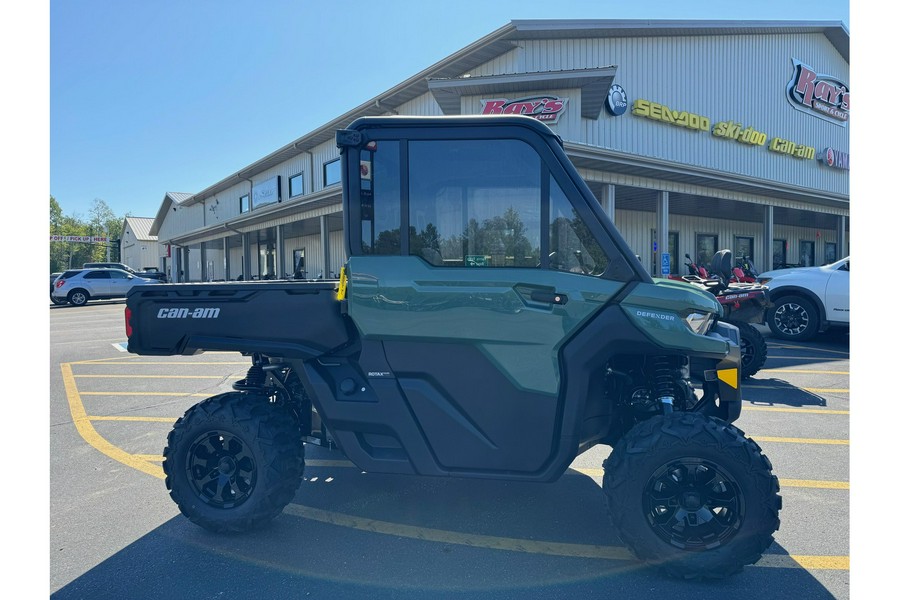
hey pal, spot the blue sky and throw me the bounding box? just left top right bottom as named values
left=45, top=0, right=850, bottom=220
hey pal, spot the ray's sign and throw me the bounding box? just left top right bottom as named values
left=786, top=59, right=849, bottom=126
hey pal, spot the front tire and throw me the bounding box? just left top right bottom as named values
left=734, top=321, right=767, bottom=378
left=68, top=289, right=90, bottom=306
left=767, top=295, right=819, bottom=341
left=603, top=413, right=781, bottom=580
left=162, top=392, right=305, bottom=533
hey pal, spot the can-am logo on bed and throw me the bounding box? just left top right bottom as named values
left=786, top=59, right=849, bottom=126
left=481, top=96, right=569, bottom=123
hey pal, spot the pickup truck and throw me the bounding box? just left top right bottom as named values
left=125, top=115, right=781, bottom=580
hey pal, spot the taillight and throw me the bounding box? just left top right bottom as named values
left=124, top=307, right=133, bottom=338
left=55, top=279, right=65, bottom=288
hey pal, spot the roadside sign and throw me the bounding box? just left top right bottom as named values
left=661, top=252, right=670, bottom=276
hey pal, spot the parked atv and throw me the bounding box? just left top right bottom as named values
left=671, top=251, right=770, bottom=378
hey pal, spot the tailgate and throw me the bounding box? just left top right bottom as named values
left=125, top=282, right=352, bottom=358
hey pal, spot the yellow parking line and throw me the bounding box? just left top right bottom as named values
left=75, top=374, right=242, bottom=379
left=83, top=361, right=249, bottom=366
left=80, top=392, right=210, bottom=397
left=759, top=369, right=849, bottom=375
left=779, top=479, right=849, bottom=490
left=766, top=344, right=849, bottom=357
left=752, top=436, right=848, bottom=445
left=745, top=385, right=849, bottom=393
left=743, top=406, right=849, bottom=415
left=765, top=356, right=847, bottom=361
left=60, top=363, right=165, bottom=480
left=284, top=504, right=848, bottom=570
left=88, top=415, right=177, bottom=423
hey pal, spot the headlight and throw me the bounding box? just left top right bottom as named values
left=757, top=277, right=772, bottom=286
left=683, top=312, right=714, bottom=335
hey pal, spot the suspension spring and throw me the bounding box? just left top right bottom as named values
left=651, top=355, right=677, bottom=414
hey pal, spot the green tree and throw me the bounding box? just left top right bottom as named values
left=50, top=196, right=126, bottom=272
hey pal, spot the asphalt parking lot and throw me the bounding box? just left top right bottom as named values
left=49, top=300, right=850, bottom=599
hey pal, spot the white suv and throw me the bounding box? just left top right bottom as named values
left=52, top=268, right=162, bottom=306
left=757, top=257, right=849, bottom=341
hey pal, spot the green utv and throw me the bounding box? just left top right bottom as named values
left=125, top=116, right=781, bottom=580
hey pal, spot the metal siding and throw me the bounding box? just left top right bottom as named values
left=395, top=92, right=444, bottom=116
left=511, top=34, right=847, bottom=196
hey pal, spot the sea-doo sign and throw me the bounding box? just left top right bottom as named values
left=481, top=96, right=569, bottom=124
left=786, top=59, right=849, bottom=126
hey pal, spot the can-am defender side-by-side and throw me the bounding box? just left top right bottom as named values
left=125, top=116, right=781, bottom=580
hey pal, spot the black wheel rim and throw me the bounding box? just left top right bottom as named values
left=186, top=430, right=257, bottom=509
left=740, top=336, right=754, bottom=367
left=774, top=303, right=809, bottom=336
left=643, top=458, right=744, bottom=551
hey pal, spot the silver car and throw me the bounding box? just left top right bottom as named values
left=51, top=268, right=163, bottom=306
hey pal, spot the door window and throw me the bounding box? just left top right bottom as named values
left=408, top=139, right=541, bottom=268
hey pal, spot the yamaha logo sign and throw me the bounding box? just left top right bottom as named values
left=605, top=84, right=628, bottom=116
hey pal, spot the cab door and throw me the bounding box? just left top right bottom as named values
left=345, top=128, right=636, bottom=475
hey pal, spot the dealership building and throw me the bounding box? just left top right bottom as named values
left=146, top=19, right=849, bottom=282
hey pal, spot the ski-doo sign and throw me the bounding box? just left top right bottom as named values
left=786, top=59, right=849, bottom=126
left=481, top=96, right=569, bottom=123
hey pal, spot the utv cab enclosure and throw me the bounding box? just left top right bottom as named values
left=125, top=115, right=780, bottom=580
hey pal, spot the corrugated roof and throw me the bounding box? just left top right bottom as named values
left=124, top=217, right=157, bottom=241
left=174, top=20, right=849, bottom=209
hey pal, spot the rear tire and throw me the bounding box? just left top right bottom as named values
left=162, top=392, right=305, bottom=533
left=767, top=295, right=819, bottom=341
left=734, top=321, right=767, bottom=378
left=68, top=289, right=89, bottom=306
left=603, top=413, right=781, bottom=580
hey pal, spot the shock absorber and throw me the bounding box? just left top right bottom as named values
left=651, top=355, right=677, bottom=414
left=233, top=354, right=268, bottom=391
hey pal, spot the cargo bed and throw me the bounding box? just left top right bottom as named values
left=125, top=281, right=352, bottom=358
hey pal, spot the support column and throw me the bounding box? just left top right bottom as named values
left=242, top=233, right=252, bottom=280
left=276, top=225, right=285, bottom=279
left=223, top=238, right=229, bottom=281
left=763, top=205, right=774, bottom=273
left=169, top=246, right=179, bottom=284
left=182, top=247, right=190, bottom=282
left=599, top=184, right=616, bottom=225
left=200, top=242, right=208, bottom=281
left=320, top=215, right=331, bottom=278
left=656, top=191, right=669, bottom=277
left=837, top=216, right=847, bottom=258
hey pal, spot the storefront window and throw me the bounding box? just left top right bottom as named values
left=324, top=159, right=341, bottom=187
left=734, top=236, right=754, bottom=263
left=239, top=194, right=250, bottom=214
left=800, top=240, right=815, bottom=267
left=289, top=173, right=304, bottom=198
left=696, top=234, right=718, bottom=269
left=773, top=239, right=787, bottom=269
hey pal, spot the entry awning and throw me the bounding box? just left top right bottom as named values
left=427, top=67, right=618, bottom=120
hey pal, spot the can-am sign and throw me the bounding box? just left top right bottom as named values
left=481, top=96, right=569, bottom=123
left=786, top=59, right=849, bottom=126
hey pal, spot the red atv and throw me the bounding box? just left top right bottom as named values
left=671, top=250, right=771, bottom=378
